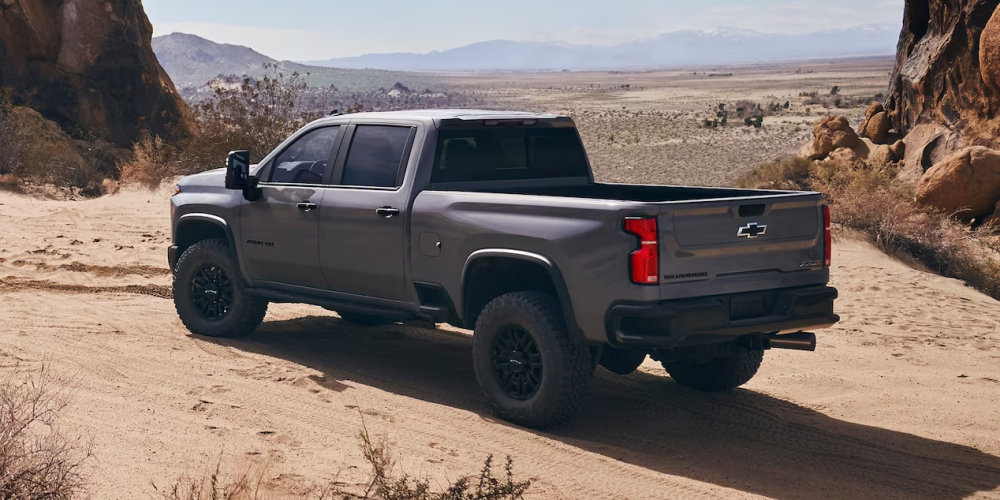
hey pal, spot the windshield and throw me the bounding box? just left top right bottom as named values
left=431, top=127, right=589, bottom=183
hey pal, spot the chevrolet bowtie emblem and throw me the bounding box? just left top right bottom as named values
left=737, top=222, right=767, bottom=238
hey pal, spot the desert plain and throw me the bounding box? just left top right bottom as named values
left=2, top=59, right=1000, bottom=499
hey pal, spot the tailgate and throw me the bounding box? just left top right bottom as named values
left=659, top=195, right=824, bottom=291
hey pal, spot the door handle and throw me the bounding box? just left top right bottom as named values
left=297, top=202, right=317, bottom=212
left=375, top=206, right=400, bottom=219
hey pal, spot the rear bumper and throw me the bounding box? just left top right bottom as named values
left=606, top=285, right=838, bottom=348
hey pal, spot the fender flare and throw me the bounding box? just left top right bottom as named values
left=175, top=213, right=249, bottom=281
left=460, top=249, right=583, bottom=342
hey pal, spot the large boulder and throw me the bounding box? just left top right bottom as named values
left=886, top=0, right=1000, bottom=153
left=915, top=146, right=1000, bottom=218
left=858, top=102, right=891, bottom=144
left=870, top=144, right=896, bottom=166
left=897, top=123, right=960, bottom=184
left=981, top=5, right=1000, bottom=91
left=808, top=116, right=860, bottom=158
left=0, top=0, right=194, bottom=147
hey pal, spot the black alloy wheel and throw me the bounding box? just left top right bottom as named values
left=492, top=325, right=544, bottom=400
left=189, top=264, right=233, bottom=321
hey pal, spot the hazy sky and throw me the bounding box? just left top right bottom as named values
left=145, top=0, right=905, bottom=61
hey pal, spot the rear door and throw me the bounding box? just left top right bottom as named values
left=241, top=125, right=343, bottom=289
left=659, top=195, right=825, bottom=292
left=318, top=123, right=417, bottom=300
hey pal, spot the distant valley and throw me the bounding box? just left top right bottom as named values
left=153, top=25, right=899, bottom=91
left=302, top=25, right=899, bottom=71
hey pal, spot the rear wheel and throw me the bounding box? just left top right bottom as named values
left=173, top=238, right=267, bottom=338
left=472, top=291, right=592, bottom=428
left=661, top=346, right=764, bottom=392
left=337, top=311, right=395, bottom=326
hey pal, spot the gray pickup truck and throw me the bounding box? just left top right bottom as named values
left=169, top=109, right=838, bottom=428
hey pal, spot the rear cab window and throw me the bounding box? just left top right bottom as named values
left=339, top=125, right=415, bottom=188
left=431, top=126, right=589, bottom=183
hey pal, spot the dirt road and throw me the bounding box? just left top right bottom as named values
left=2, top=187, right=999, bottom=499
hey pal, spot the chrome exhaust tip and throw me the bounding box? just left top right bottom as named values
left=766, top=331, right=816, bottom=351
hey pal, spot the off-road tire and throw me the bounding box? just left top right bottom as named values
left=599, top=347, right=647, bottom=375
left=472, top=291, right=592, bottom=428
left=662, top=347, right=764, bottom=392
left=173, top=238, right=267, bottom=338
left=338, top=311, right=395, bottom=326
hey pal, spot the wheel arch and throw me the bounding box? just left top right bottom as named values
left=460, top=249, right=582, bottom=342
left=174, top=214, right=248, bottom=280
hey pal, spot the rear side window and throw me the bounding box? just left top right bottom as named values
left=269, top=126, right=340, bottom=184
left=341, top=125, right=413, bottom=187
left=432, top=127, right=589, bottom=183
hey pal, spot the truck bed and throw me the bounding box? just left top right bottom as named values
left=452, top=182, right=795, bottom=203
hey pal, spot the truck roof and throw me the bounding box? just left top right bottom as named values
left=310, top=109, right=568, bottom=126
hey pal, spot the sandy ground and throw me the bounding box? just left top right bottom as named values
left=1, top=184, right=999, bottom=499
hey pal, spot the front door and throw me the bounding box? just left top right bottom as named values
left=241, top=125, right=342, bottom=289
left=319, top=124, right=415, bottom=300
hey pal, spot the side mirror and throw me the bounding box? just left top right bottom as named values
left=224, top=150, right=250, bottom=190
left=243, top=174, right=262, bottom=202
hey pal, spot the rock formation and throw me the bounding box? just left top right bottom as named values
left=799, top=116, right=861, bottom=160
left=886, top=0, right=1000, bottom=153
left=858, top=102, right=891, bottom=144
left=915, top=146, right=1000, bottom=218
left=0, top=0, right=194, bottom=147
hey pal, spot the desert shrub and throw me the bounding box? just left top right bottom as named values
left=118, top=135, right=184, bottom=187
left=121, top=64, right=326, bottom=187
left=158, top=420, right=531, bottom=500
left=357, top=421, right=530, bottom=500
left=0, top=173, right=20, bottom=191
left=154, top=460, right=266, bottom=500
left=0, top=364, right=91, bottom=499
left=185, top=63, right=323, bottom=168
left=734, top=157, right=812, bottom=190
left=0, top=88, right=23, bottom=178
left=737, top=158, right=1000, bottom=299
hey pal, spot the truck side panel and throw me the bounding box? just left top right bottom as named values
left=409, top=190, right=656, bottom=342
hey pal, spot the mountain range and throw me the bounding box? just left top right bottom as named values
left=301, top=25, right=900, bottom=71
left=152, top=25, right=899, bottom=90
left=151, top=32, right=442, bottom=91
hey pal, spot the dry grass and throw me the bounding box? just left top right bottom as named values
left=737, top=157, right=1000, bottom=299
left=356, top=418, right=530, bottom=500
left=154, top=416, right=531, bottom=500
left=118, top=135, right=183, bottom=187
left=0, top=173, right=21, bottom=192
left=153, top=459, right=268, bottom=500
left=0, top=364, right=91, bottom=499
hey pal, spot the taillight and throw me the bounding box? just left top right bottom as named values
left=823, top=205, right=831, bottom=267
left=624, top=217, right=659, bottom=285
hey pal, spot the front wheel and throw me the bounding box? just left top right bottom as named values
left=173, top=238, right=267, bottom=338
left=472, top=291, right=592, bottom=428
left=661, top=346, right=764, bottom=392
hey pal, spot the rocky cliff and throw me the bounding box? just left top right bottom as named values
left=886, top=0, right=1000, bottom=173
left=0, top=0, right=193, bottom=147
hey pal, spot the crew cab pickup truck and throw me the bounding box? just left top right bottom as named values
left=169, top=109, right=838, bottom=428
